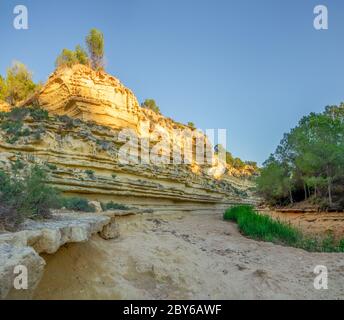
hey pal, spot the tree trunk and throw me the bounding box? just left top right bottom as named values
left=289, top=188, right=294, bottom=205
left=304, top=183, right=308, bottom=200
left=328, top=179, right=333, bottom=207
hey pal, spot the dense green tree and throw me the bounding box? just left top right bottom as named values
left=55, top=48, right=78, bottom=68
left=257, top=104, right=344, bottom=209
left=86, top=28, right=105, bottom=70
left=214, top=144, right=254, bottom=171
left=4, top=62, right=37, bottom=106
left=256, top=156, right=293, bottom=205
left=55, top=46, right=89, bottom=68
left=141, top=99, right=161, bottom=114
left=75, top=45, right=89, bottom=65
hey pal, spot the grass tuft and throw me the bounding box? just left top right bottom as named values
left=224, top=205, right=344, bottom=253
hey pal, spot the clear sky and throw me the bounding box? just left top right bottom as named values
left=1, top=0, right=344, bottom=165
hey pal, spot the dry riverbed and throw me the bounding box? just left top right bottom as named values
left=34, top=212, right=344, bottom=300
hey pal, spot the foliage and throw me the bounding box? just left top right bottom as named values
left=0, top=75, right=6, bottom=100
left=224, top=205, right=300, bottom=245
left=86, top=28, right=105, bottom=70
left=55, top=46, right=89, bottom=68
left=1, top=61, right=38, bottom=106
left=19, top=166, right=61, bottom=217
left=141, top=99, right=161, bottom=114
left=224, top=206, right=344, bottom=252
left=0, top=118, right=30, bottom=144
left=55, top=29, right=104, bottom=70
left=0, top=165, right=60, bottom=230
left=75, top=45, right=89, bottom=65
left=101, top=201, right=129, bottom=211
left=256, top=104, right=344, bottom=209
left=46, top=163, right=57, bottom=171
left=187, top=122, right=195, bottom=129
left=215, top=144, right=249, bottom=171
left=85, top=169, right=95, bottom=179
left=0, top=106, right=50, bottom=144
left=61, top=197, right=95, bottom=212
left=28, top=106, right=49, bottom=121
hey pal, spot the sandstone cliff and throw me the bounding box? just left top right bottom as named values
left=0, top=65, right=257, bottom=212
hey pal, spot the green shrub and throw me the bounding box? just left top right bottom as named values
left=28, top=107, right=49, bottom=121
left=11, top=159, right=25, bottom=172
left=2, top=62, right=38, bottom=106
left=141, top=99, right=160, bottom=114
left=187, top=122, right=195, bottom=129
left=0, top=119, right=31, bottom=144
left=85, top=169, right=95, bottom=179
left=1, top=120, right=23, bottom=134
left=46, top=163, right=57, bottom=171
left=7, top=107, right=29, bottom=121
left=61, top=197, right=95, bottom=212
left=101, top=201, right=129, bottom=211
left=19, top=166, right=61, bottom=218
left=224, top=205, right=344, bottom=252
left=0, top=165, right=60, bottom=223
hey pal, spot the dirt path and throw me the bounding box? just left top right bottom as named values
left=33, top=213, right=344, bottom=300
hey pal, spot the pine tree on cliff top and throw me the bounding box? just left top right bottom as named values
left=86, top=28, right=105, bottom=70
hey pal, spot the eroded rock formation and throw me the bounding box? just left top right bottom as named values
left=0, top=65, right=258, bottom=211
left=0, top=212, right=116, bottom=299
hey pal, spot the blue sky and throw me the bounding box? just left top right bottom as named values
left=1, top=0, right=344, bottom=164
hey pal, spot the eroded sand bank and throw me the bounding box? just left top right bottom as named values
left=34, top=213, right=344, bottom=300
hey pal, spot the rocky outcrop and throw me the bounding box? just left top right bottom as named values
left=0, top=212, right=116, bottom=299
left=0, top=65, right=259, bottom=211
left=0, top=244, right=44, bottom=300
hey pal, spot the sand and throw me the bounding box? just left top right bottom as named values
left=33, top=212, right=344, bottom=300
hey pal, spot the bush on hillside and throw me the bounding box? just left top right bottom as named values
left=101, top=201, right=129, bottom=211
left=61, top=197, right=95, bottom=212
left=0, top=165, right=61, bottom=230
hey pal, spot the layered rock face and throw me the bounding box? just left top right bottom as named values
left=29, top=64, right=196, bottom=135
left=0, top=65, right=257, bottom=212
left=29, top=65, right=141, bottom=131
left=0, top=212, right=115, bottom=299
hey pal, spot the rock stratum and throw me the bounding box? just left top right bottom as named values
left=0, top=211, right=115, bottom=299
left=0, top=64, right=257, bottom=213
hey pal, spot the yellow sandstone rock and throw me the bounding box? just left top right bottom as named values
left=0, top=65, right=259, bottom=211
left=0, top=100, right=10, bottom=112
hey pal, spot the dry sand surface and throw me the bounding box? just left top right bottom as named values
left=34, top=213, right=344, bottom=300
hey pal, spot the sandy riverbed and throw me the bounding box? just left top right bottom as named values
left=33, top=212, right=344, bottom=300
